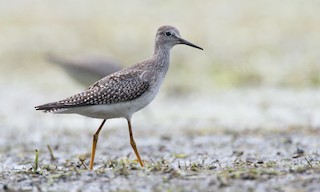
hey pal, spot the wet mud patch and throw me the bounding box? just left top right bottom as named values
left=1, top=127, right=319, bottom=191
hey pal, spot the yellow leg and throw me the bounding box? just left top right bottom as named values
left=89, top=119, right=106, bottom=170
left=127, top=119, right=144, bottom=167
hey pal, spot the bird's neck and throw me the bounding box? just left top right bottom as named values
left=150, top=43, right=171, bottom=73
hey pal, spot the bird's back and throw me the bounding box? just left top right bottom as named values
left=35, top=65, right=150, bottom=113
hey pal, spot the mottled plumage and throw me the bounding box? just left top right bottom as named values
left=35, top=25, right=203, bottom=170
left=36, top=69, right=149, bottom=112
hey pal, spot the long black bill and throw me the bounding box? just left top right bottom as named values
left=178, top=38, right=203, bottom=50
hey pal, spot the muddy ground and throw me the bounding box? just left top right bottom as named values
left=1, top=125, right=320, bottom=192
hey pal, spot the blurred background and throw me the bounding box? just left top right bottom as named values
left=0, top=0, right=320, bottom=142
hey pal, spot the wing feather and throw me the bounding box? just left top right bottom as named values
left=35, top=69, right=149, bottom=112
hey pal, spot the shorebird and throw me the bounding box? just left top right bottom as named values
left=35, top=25, right=203, bottom=170
left=47, top=54, right=121, bottom=86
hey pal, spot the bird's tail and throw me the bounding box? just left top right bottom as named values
left=35, top=102, right=67, bottom=113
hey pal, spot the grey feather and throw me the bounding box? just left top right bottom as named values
left=35, top=69, right=149, bottom=112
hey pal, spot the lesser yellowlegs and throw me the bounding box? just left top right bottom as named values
left=36, top=25, right=203, bottom=170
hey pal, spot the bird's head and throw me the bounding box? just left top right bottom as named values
left=155, top=25, right=203, bottom=50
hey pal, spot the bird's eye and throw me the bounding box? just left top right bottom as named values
left=165, top=32, right=172, bottom=37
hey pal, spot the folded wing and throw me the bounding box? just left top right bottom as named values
left=35, top=70, right=149, bottom=112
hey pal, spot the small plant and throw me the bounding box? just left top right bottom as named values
left=33, top=149, right=39, bottom=173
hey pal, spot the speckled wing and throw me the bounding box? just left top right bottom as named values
left=35, top=70, right=149, bottom=112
